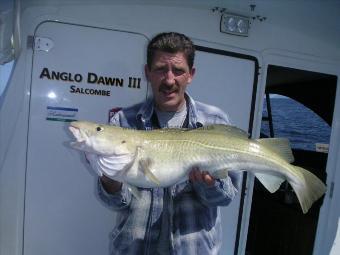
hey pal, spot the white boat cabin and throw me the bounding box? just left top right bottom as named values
left=1, top=1, right=340, bottom=255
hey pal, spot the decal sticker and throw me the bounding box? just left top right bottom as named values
left=46, top=106, right=78, bottom=122
left=39, top=68, right=143, bottom=97
left=108, top=107, right=122, bottom=123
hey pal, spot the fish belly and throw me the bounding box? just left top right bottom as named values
left=122, top=140, right=236, bottom=188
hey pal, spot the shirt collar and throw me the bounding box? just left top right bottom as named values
left=136, top=93, right=202, bottom=128
left=136, top=96, right=154, bottom=124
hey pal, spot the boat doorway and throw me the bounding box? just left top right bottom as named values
left=245, top=65, right=337, bottom=255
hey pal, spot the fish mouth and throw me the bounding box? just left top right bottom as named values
left=69, top=125, right=87, bottom=148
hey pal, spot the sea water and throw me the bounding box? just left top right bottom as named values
left=261, top=97, right=331, bottom=151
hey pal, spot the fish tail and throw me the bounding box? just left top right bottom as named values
left=289, top=166, right=326, bottom=214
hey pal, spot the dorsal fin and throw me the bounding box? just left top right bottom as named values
left=192, top=124, right=249, bottom=138
left=256, top=138, right=295, bottom=163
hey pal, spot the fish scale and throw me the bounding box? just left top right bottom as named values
left=69, top=121, right=326, bottom=214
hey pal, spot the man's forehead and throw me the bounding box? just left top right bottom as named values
left=152, top=51, right=188, bottom=65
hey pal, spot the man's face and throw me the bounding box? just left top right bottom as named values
left=145, top=50, right=195, bottom=112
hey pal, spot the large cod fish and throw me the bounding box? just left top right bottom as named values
left=68, top=121, right=326, bottom=213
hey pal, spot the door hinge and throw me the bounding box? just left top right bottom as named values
left=27, top=35, right=34, bottom=49
left=32, top=36, right=54, bottom=52
left=329, top=181, right=334, bottom=198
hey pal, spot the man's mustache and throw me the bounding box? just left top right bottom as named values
left=159, top=84, right=178, bottom=93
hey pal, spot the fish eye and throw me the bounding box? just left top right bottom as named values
left=96, top=126, right=104, bottom=132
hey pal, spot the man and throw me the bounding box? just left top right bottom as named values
left=90, top=32, right=240, bottom=255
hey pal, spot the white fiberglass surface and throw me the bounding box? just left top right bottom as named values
left=25, top=21, right=148, bottom=255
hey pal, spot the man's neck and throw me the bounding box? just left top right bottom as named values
left=155, top=102, right=187, bottom=128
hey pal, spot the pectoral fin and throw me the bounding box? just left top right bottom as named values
left=139, top=158, right=161, bottom=186
left=255, top=173, right=285, bottom=193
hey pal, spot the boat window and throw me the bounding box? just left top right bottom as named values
left=0, top=60, right=14, bottom=97
left=261, top=94, right=331, bottom=152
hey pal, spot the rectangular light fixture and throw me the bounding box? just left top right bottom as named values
left=220, top=13, right=250, bottom=36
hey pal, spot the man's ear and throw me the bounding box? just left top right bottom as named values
left=144, top=64, right=150, bottom=81
left=188, top=67, right=196, bottom=83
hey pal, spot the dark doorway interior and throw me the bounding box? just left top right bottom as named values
left=245, top=65, right=337, bottom=255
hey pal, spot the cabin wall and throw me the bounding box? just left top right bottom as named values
left=0, top=53, right=30, bottom=255
left=314, top=78, right=340, bottom=255
left=18, top=1, right=340, bottom=60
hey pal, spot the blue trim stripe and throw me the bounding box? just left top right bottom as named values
left=47, top=106, right=78, bottom=112
left=46, top=117, right=77, bottom=122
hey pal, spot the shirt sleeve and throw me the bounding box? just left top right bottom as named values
left=192, top=171, right=241, bottom=207
left=97, top=178, right=132, bottom=210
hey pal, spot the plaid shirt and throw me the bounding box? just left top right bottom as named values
left=98, top=94, right=240, bottom=255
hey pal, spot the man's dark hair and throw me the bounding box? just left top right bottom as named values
left=147, top=32, right=195, bottom=70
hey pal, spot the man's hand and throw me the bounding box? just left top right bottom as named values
left=189, top=167, right=215, bottom=186
left=100, top=175, right=122, bottom=194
